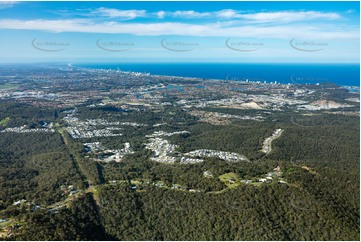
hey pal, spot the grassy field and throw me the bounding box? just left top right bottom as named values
left=0, top=84, right=19, bottom=89
left=218, top=172, right=242, bottom=189
left=0, top=117, right=10, bottom=127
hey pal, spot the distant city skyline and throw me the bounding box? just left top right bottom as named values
left=0, top=1, right=359, bottom=63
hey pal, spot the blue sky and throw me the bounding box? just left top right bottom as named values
left=0, top=1, right=359, bottom=63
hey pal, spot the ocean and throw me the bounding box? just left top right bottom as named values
left=75, top=63, right=360, bottom=87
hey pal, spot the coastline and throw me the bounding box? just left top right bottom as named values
left=71, top=63, right=360, bottom=90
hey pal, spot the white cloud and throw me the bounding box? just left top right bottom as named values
left=157, top=9, right=341, bottom=23
left=240, top=11, right=341, bottom=23
left=156, top=11, right=166, bottom=19
left=0, top=18, right=358, bottom=40
left=0, top=1, right=18, bottom=9
left=172, top=10, right=211, bottom=18
left=78, top=8, right=344, bottom=24
left=216, top=9, right=242, bottom=18
left=92, top=7, right=146, bottom=19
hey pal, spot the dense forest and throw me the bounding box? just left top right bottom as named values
left=0, top=99, right=359, bottom=240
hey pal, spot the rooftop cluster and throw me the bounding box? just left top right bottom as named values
left=185, top=149, right=249, bottom=162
